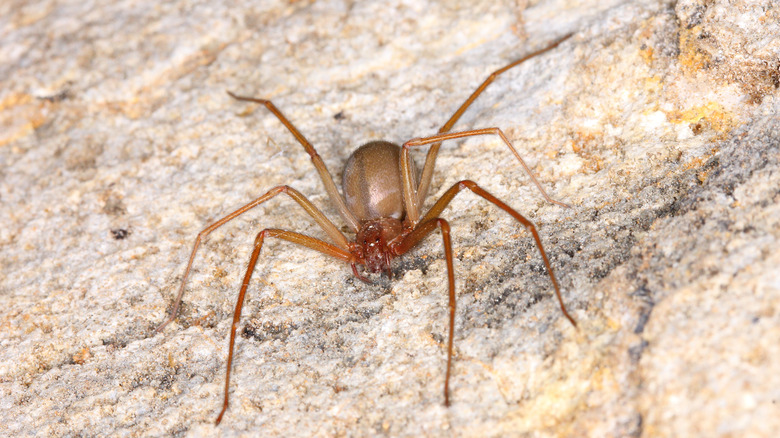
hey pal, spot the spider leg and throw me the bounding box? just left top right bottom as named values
left=401, top=127, right=569, bottom=225
left=416, top=33, right=573, bottom=204
left=156, top=185, right=349, bottom=333
left=216, top=228, right=352, bottom=425
left=351, top=263, right=372, bottom=283
left=227, top=91, right=360, bottom=231
left=423, top=179, right=576, bottom=328
left=392, top=218, right=455, bottom=406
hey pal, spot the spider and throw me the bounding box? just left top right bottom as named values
left=156, top=33, right=577, bottom=425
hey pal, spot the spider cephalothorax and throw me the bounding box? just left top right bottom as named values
left=354, top=216, right=404, bottom=276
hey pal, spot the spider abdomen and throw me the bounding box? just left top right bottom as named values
left=342, top=140, right=416, bottom=222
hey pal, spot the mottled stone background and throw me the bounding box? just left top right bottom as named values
left=1, top=0, right=778, bottom=436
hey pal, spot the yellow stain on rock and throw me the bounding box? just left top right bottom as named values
left=0, top=93, right=48, bottom=148
left=667, top=101, right=736, bottom=137
left=678, top=26, right=712, bottom=75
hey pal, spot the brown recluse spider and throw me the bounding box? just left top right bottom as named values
left=156, top=33, right=577, bottom=425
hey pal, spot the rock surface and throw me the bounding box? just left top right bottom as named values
left=1, top=0, right=778, bottom=436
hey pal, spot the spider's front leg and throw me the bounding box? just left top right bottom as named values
left=156, top=185, right=349, bottom=333
left=423, top=178, right=576, bottom=328
left=216, top=228, right=352, bottom=425
left=391, top=218, right=456, bottom=405
left=400, top=128, right=576, bottom=325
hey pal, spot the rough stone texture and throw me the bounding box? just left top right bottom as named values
left=1, top=0, right=778, bottom=437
